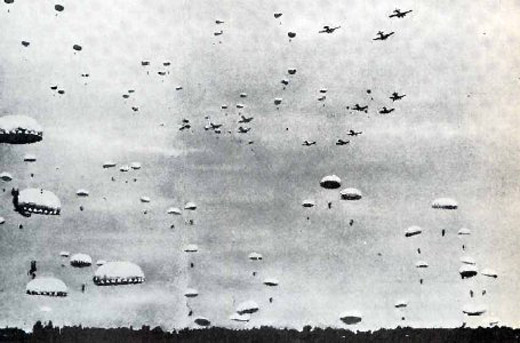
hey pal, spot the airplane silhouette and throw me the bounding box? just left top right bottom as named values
left=352, top=104, right=368, bottom=113
left=237, top=126, right=251, bottom=133
left=389, top=9, right=413, bottom=18
left=336, top=139, right=350, bottom=145
left=319, top=25, right=341, bottom=34
left=302, top=140, right=316, bottom=146
left=214, top=30, right=223, bottom=36
left=347, top=130, right=363, bottom=136
left=379, top=107, right=395, bottom=114
left=238, top=115, right=254, bottom=123
left=390, top=92, right=406, bottom=101
left=373, top=31, right=395, bottom=40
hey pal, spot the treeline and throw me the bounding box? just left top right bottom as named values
left=1, top=321, right=519, bottom=343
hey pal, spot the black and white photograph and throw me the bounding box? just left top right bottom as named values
left=0, top=1, right=519, bottom=342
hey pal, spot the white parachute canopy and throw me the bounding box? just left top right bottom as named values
left=481, top=268, right=498, bottom=278
left=340, top=188, right=362, bottom=200
left=26, top=277, right=67, bottom=295
left=432, top=197, right=458, bottom=210
left=458, top=228, right=471, bottom=235
left=184, top=288, right=199, bottom=298
left=415, top=261, right=429, bottom=268
left=59, top=251, right=70, bottom=257
left=0, top=115, right=42, bottom=132
left=320, top=175, right=342, bottom=189
left=263, top=278, right=279, bottom=286
left=140, top=196, right=151, bottom=203
left=70, top=253, right=92, bottom=266
left=460, top=256, right=476, bottom=265
left=405, top=226, right=422, bottom=237
left=76, top=189, right=89, bottom=197
left=229, top=313, right=251, bottom=322
left=120, top=165, right=130, bottom=172
left=194, top=317, right=211, bottom=327
left=0, top=217, right=4, bottom=225
left=301, top=199, right=315, bottom=208
left=248, top=252, right=263, bottom=261
left=339, top=311, right=362, bottom=324
left=184, top=244, right=199, bottom=253
left=103, top=161, right=117, bottom=168
left=19, top=188, right=61, bottom=210
left=94, top=261, right=144, bottom=279
left=184, top=202, right=197, bottom=210
left=130, top=162, right=141, bottom=170
left=395, top=300, right=408, bottom=308
left=167, top=207, right=182, bottom=215
left=23, top=153, right=37, bottom=162
left=462, top=304, right=487, bottom=316
left=236, top=300, right=259, bottom=315
left=0, top=171, right=13, bottom=181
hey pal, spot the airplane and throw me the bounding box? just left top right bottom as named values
left=319, top=25, right=341, bottom=34
left=352, top=104, right=368, bottom=113
left=238, top=115, right=254, bottom=123
left=347, top=130, right=363, bottom=136
left=389, top=9, right=413, bottom=18
left=302, top=140, right=316, bottom=146
left=379, top=107, right=395, bottom=114
left=390, top=92, right=406, bottom=101
left=373, top=31, right=395, bottom=40
left=237, top=126, right=251, bottom=133
left=336, top=139, right=350, bottom=145
left=214, top=30, right=224, bottom=36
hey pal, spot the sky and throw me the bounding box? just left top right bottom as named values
left=0, top=0, right=519, bottom=332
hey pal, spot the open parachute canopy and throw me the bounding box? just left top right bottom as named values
left=340, top=188, right=362, bottom=200
left=458, top=227, right=471, bottom=236
left=70, top=253, right=92, bottom=267
left=432, top=197, right=458, bottom=210
left=236, top=300, right=259, bottom=315
left=459, top=264, right=478, bottom=279
left=13, top=188, right=61, bottom=217
left=463, top=304, right=487, bottom=316
left=302, top=199, right=315, bottom=208
left=0, top=172, right=13, bottom=182
left=0, top=115, right=43, bottom=144
left=339, top=311, right=362, bottom=325
left=405, top=226, right=423, bottom=237
left=184, top=288, right=199, bottom=298
left=320, top=175, right=341, bottom=189
left=248, top=252, right=263, bottom=261
left=229, top=312, right=251, bottom=322
left=94, top=261, right=145, bottom=285
left=26, top=277, right=67, bottom=297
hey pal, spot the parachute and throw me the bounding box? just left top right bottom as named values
left=184, top=288, right=199, bottom=298
left=263, top=278, right=279, bottom=286
left=302, top=199, right=315, bottom=208
left=405, top=226, right=422, bottom=237
left=432, top=198, right=458, bottom=210
left=462, top=304, right=486, bottom=316
left=394, top=300, right=408, bottom=308
left=236, top=300, right=259, bottom=315
left=26, top=277, right=67, bottom=297
left=13, top=188, right=61, bottom=216
left=230, top=313, right=250, bottom=322
left=120, top=165, right=130, bottom=172
left=194, top=317, right=211, bottom=327
left=102, top=161, right=117, bottom=169
left=415, top=261, right=429, bottom=268
left=93, top=261, right=145, bottom=285
left=240, top=93, right=247, bottom=98
left=76, top=189, right=89, bottom=197
left=460, top=256, right=476, bottom=265
left=23, top=154, right=36, bottom=162
left=54, top=4, right=64, bottom=11
left=184, top=202, right=197, bottom=210
left=73, top=44, right=82, bottom=51
left=184, top=244, right=199, bottom=253
left=458, top=228, right=471, bottom=235
left=459, top=265, right=478, bottom=279
left=130, top=162, right=141, bottom=170
left=0, top=217, right=4, bottom=225
left=0, top=172, right=13, bottom=181
left=288, top=32, right=296, bottom=38
left=70, top=253, right=92, bottom=267
left=288, top=68, right=297, bottom=75
left=167, top=207, right=182, bottom=215
left=320, top=175, right=341, bottom=189
left=274, top=98, right=283, bottom=105
left=339, top=311, right=362, bottom=325
left=0, top=115, right=43, bottom=144
left=340, top=188, right=362, bottom=200
left=248, top=252, right=263, bottom=261
left=59, top=251, right=70, bottom=257
left=140, top=196, right=151, bottom=203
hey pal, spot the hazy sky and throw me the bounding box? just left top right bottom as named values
left=1, top=0, right=519, bottom=331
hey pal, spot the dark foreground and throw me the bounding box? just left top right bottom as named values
left=1, top=322, right=519, bottom=343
